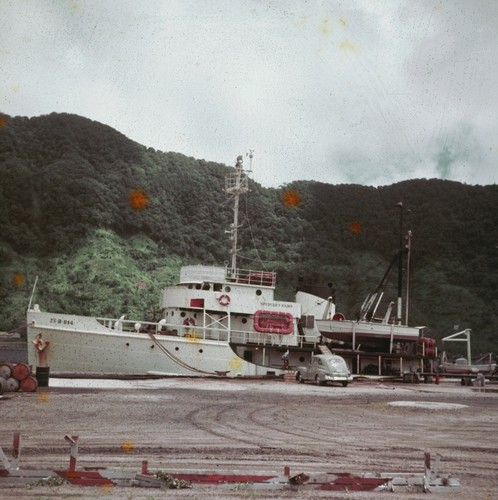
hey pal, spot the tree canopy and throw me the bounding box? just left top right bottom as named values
left=1, top=112, right=497, bottom=356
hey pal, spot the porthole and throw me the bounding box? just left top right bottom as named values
left=241, top=318, right=247, bottom=324
left=199, top=349, right=203, bottom=353
left=175, top=347, right=179, bottom=351
left=125, top=343, right=130, bottom=347
left=225, top=286, right=231, bottom=292
left=299, top=356, right=305, bottom=363
left=256, top=289, right=262, bottom=296
left=180, top=311, right=186, bottom=317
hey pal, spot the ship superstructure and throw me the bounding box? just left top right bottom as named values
left=27, top=155, right=317, bottom=376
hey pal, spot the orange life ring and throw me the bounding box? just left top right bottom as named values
left=218, top=294, right=231, bottom=306
left=183, top=317, right=196, bottom=326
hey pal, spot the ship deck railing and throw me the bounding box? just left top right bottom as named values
left=96, top=316, right=300, bottom=347
left=225, top=268, right=276, bottom=287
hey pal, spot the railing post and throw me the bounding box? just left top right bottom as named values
left=64, top=435, right=78, bottom=471
left=12, top=432, right=20, bottom=469
left=0, top=432, right=21, bottom=470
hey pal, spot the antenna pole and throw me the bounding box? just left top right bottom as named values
left=405, top=230, right=412, bottom=325
left=225, top=155, right=250, bottom=275
left=27, top=275, right=39, bottom=311
left=231, top=157, right=242, bottom=274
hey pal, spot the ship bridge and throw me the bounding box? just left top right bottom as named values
left=161, top=265, right=281, bottom=316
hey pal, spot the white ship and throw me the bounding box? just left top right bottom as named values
left=27, top=155, right=324, bottom=377
left=26, top=155, right=439, bottom=379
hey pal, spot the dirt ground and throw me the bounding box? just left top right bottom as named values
left=0, top=376, right=497, bottom=499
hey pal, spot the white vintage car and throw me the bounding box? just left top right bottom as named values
left=296, top=354, right=353, bottom=387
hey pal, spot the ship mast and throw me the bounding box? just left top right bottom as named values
left=225, top=153, right=251, bottom=276
left=405, top=229, right=412, bottom=325
left=396, top=202, right=403, bottom=325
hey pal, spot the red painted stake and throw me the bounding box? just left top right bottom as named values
left=64, top=435, right=78, bottom=471
left=12, top=432, right=20, bottom=459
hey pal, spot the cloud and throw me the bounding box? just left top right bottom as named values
left=1, top=0, right=497, bottom=187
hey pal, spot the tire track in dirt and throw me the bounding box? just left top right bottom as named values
left=184, top=400, right=346, bottom=456
left=184, top=402, right=268, bottom=447
left=245, top=403, right=344, bottom=446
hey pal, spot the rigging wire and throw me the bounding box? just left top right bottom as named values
left=241, top=192, right=270, bottom=270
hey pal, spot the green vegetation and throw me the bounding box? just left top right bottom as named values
left=1, top=112, right=497, bottom=356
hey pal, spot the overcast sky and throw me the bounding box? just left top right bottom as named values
left=1, top=0, right=497, bottom=187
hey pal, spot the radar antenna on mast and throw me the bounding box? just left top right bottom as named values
left=246, top=150, right=254, bottom=173
left=225, top=153, right=251, bottom=276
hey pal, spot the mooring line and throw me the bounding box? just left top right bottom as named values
left=147, top=332, right=220, bottom=376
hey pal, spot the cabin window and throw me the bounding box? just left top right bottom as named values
left=195, top=284, right=201, bottom=290
left=242, top=318, right=247, bottom=324
left=225, top=286, right=231, bottom=292
left=199, top=349, right=203, bottom=353
left=299, top=356, right=305, bottom=363
left=214, top=284, right=222, bottom=291
left=180, top=311, right=186, bottom=317
left=202, top=283, right=210, bottom=290
left=175, top=347, right=179, bottom=351
left=256, top=290, right=262, bottom=296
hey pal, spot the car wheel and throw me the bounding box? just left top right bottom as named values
left=342, top=381, right=348, bottom=387
left=296, top=372, right=304, bottom=384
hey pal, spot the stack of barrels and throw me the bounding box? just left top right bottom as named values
left=0, top=362, right=39, bottom=394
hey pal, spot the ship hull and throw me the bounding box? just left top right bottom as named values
left=27, top=310, right=281, bottom=377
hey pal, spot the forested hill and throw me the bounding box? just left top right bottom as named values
left=1, top=112, right=497, bottom=355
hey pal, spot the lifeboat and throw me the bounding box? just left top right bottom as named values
left=253, top=310, right=294, bottom=334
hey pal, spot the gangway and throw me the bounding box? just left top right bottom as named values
left=318, top=344, right=333, bottom=355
